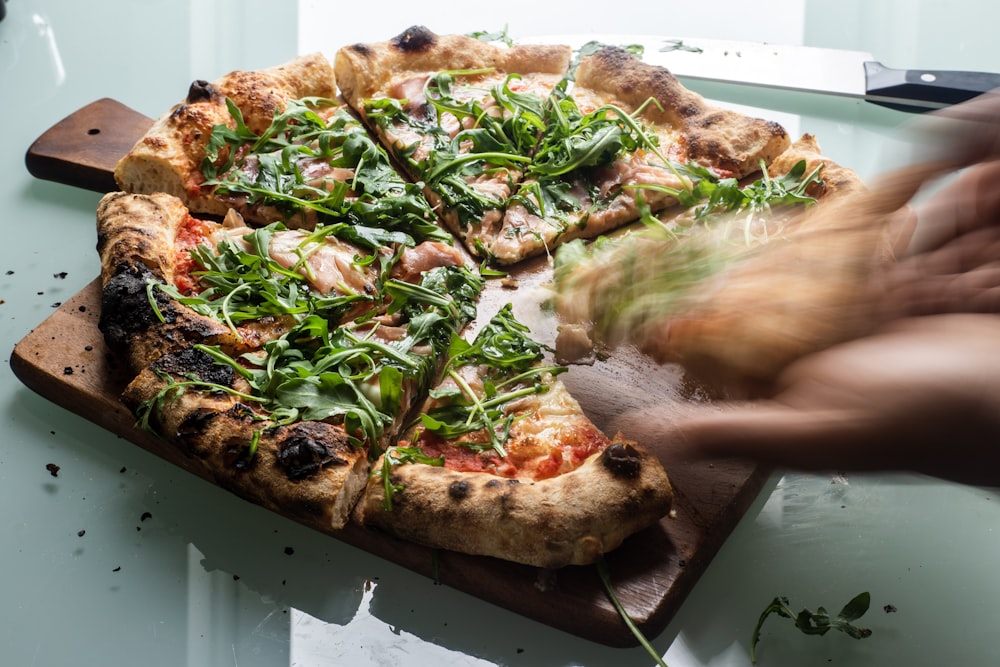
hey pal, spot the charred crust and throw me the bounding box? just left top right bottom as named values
left=448, top=479, right=469, bottom=500
left=152, top=348, right=236, bottom=386
left=601, top=442, right=643, bottom=478
left=391, top=26, right=437, bottom=53
left=186, top=79, right=217, bottom=104
left=276, top=424, right=351, bottom=481
left=346, top=43, right=371, bottom=57
left=98, top=264, right=171, bottom=350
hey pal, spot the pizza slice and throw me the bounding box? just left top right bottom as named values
left=491, top=45, right=792, bottom=264
left=354, top=304, right=673, bottom=568
left=97, top=191, right=482, bottom=530
left=334, top=27, right=573, bottom=258
left=114, top=53, right=443, bottom=240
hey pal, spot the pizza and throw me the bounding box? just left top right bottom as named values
left=95, top=26, right=872, bottom=567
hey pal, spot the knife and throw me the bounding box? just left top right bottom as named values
left=528, top=34, right=1000, bottom=113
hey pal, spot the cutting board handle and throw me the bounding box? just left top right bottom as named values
left=25, top=98, right=153, bottom=193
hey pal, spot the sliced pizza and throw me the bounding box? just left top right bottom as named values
left=114, top=53, right=443, bottom=240
left=97, top=190, right=483, bottom=530
left=335, top=27, right=573, bottom=260
left=355, top=304, right=673, bottom=568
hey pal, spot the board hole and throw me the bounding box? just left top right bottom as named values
left=88, top=128, right=101, bottom=135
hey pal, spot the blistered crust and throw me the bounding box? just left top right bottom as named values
left=355, top=437, right=672, bottom=569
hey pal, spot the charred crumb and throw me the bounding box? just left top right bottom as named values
left=78, top=305, right=87, bottom=313
left=112, top=566, right=121, bottom=572
left=140, top=511, right=152, bottom=522
left=45, top=463, right=60, bottom=477
left=884, top=604, right=897, bottom=613
left=78, top=530, right=86, bottom=537
left=54, top=272, right=68, bottom=279
left=284, top=546, right=295, bottom=556
left=63, top=367, right=74, bottom=375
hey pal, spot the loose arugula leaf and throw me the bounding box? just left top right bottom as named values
left=596, top=559, right=669, bottom=667
left=467, top=26, right=514, bottom=47
left=660, top=39, right=703, bottom=54
left=750, top=592, right=873, bottom=665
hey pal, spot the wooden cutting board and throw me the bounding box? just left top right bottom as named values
left=14, top=100, right=771, bottom=647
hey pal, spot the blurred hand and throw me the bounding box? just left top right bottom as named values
left=615, top=96, right=1000, bottom=486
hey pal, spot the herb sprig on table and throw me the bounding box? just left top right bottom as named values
left=751, top=592, right=874, bottom=664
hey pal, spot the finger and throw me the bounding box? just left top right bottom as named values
left=673, top=404, right=906, bottom=472
left=907, top=159, right=1000, bottom=255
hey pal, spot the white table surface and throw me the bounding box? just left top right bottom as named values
left=3, top=1, right=1000, bottom=665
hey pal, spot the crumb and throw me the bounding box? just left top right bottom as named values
left=500, top=276, right=519, bottom=289
left=45, top=463, right=60, bottom=477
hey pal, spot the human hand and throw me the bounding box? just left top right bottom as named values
left=616, top=314, right=1000, bottom=486
left=613, top=96, right=1000, bottom=485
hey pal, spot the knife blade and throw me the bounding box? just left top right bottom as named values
left=527, top=34, right=1000, bottom=113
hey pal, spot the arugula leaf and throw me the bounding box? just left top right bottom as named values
left=750, top=592, right=873, bottom=665
left=201, top=97, right=445, bottom=242
left=414, top=303, right=566, bottom=456
left=467, top=26, right=514, bottom=47
left=137, top=264, right=484, bottom=457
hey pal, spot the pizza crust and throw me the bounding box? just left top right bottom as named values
left=355, top=436, right=672, bottom=569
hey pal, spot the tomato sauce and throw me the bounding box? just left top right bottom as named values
left=173, top=214, right=216, bottom=295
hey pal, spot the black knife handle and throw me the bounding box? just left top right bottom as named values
left=864, top=61, right=1000, bottom=113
